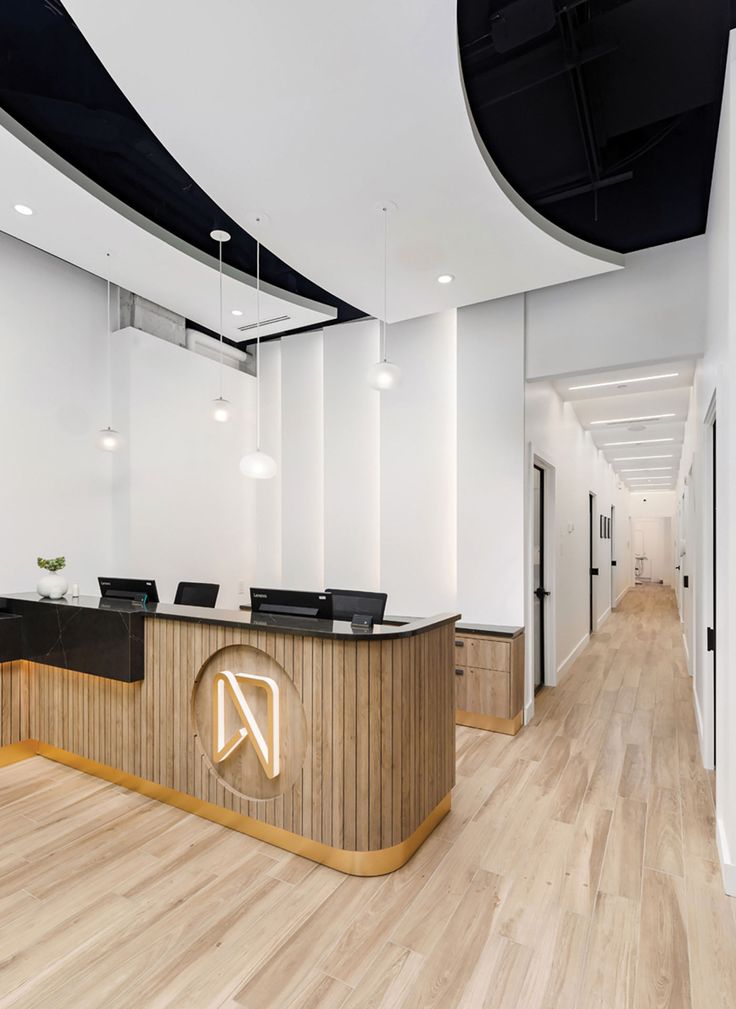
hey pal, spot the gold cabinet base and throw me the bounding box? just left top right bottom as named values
left=0, top=740, right=451, bottom=876
left=456, top=709, right=523, bottom=735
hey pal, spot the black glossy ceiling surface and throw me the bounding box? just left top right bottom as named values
left=459, top=0, right=735, bottom=253
left=0, top=1, right=364, bottom=341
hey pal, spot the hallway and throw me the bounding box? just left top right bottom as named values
left=0, top=586, right=734, bottom=1008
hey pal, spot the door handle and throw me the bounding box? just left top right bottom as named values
left=683, top=575, right=689, bottom=588
left=707, top=627, right=715, bottom=652
left=534, top=587, right=551, bottom=600
left=455, top=668, right=464, bottom=676
left=675, top=565, right=681, bottom=571
left=611, top=560, right=617, bottom=567
left=591, top=568, right=599, bottom=576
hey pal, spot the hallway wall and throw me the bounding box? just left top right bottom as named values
left=526, top=381, right=631, bottom=684
left=677, top=30, right=736, bottom=894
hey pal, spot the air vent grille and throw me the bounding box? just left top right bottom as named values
left=237, top=315, right=290, bottom=333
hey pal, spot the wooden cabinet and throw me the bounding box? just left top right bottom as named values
left=454, top=628, right=524, bottom=734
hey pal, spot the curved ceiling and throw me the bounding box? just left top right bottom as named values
left=64, top=0, right=622, bottom=324
left=0, top=1, right=358, bottom=337
left=0, top=111, right=334, bottom=340
left=459, top=0, right=734, bottom=254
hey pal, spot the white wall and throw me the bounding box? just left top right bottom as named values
left=0, top=233, right=112, bottom=595
left=256, top=304, right=526, bottom=624
left=457, top=296, right=525, bottom=624
left=631, top=517, right=673, bottom=586
left=111, top=327, right=256, bottom=609
left=380, top=311, right=458, bottom=615
left=525, top=381, right=631, bottom=683
left=526, top=237, right=706, bottom=380
left=675, top=32, right=736, bottom=894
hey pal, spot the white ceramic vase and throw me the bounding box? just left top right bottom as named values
left=37, top=572, right=68, bottom=600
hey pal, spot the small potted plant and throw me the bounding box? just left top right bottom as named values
left=37, top=556, right=68, bottom=600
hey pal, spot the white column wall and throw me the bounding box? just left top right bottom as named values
left=323, top=319, right=381, bottom=590
left=280, top=332, right=324, bottom=589
left=457, top=296, right=525, bottom=624
left=380, top=311, right=458, bottom=616
left=253, top=341, right=283, bottom=589
left=261, top=308, right=526, bottom=624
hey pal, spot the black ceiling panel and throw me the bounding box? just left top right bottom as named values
left=459, top=0, right=734, bottom=253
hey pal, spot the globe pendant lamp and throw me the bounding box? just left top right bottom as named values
left=368, top=201, right=401, bottom=391
left=97, top=254, right=122, bottom=451
left=240, top=239, right=277, bottom=479
left=210, top=229, right=232, bottom=422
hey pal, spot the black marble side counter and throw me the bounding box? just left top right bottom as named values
left=0, top=595, right=144, bottom=682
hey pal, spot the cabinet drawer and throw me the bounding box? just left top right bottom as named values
left=454, top=636, right=510, bottom=672
left=454, top=666, right=510, bottom=719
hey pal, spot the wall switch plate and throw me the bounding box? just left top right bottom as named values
left=237, top=580, right=246, bottom=595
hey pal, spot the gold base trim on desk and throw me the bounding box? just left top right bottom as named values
left=0, top=739, right=39, bottom=768
left=0, top=741, right=451, bottom=876
left=456, top=709, right=523, bottom=735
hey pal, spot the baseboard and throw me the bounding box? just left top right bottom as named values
left=693, top=685, right=705, bottom=752
left=614, top=584, right=631, bottom=607
left=556, top=632, right=590, bottom=686
left=596, top=606, right=611, bottom=631
left=717, top=817, right=736, bottom=896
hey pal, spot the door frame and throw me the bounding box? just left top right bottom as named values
left=610, top=504, right=616, bottom=609
left=700, top=396, right=716, bottom=769
left=589, top=491, right=597, bottom=633
left=524, top=446, right=557, bottom=722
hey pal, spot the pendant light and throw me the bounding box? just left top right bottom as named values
left=367, top=201, right=401, bottom=391
left=210, top=229, right=232, bottom=422
left=98, top=253, right=121, bottom=452
left=240, top=239, right=277, bottom=479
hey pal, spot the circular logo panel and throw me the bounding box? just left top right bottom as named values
left=192, top=643, right=307, bottom=801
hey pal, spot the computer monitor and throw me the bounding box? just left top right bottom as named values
left=325, top=589, right=387, bottom=623
left=98, top=577, right=159, bottom=604
left=249, top=587, right=333, bottom=620
left=174, top=582, right=219, bottom=608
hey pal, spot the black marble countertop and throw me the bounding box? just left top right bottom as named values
left=455, top=622, right=524, bottom=639
left=387, top=612, right=523, bottom=640
left=1, top=594, right=460, bottom=643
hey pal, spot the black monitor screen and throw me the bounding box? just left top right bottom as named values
left=249, top=587, right=333, bottom=620
left=326, top=589, right=387, bottom=622
left=98, top=577, right=159, bottom=603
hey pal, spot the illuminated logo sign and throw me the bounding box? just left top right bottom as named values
left=212, top=670, right=280, bottom=778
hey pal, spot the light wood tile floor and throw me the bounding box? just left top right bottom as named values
left=1, top=586, right=734, bottom=1008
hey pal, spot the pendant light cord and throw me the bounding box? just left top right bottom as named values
left=256, top=240, right=261, bottom=451
left=218, top=237, right=224, bottom=399
left=382, top=206, right=388, bottom=362
left=106, top=252, right=112, bottom=428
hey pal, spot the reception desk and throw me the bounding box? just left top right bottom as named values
left=0, top=594, right=458, bottom=875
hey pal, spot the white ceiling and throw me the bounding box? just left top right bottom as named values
left=0, top=112, right=335, bottom=339
left=65, top=0, right=623, bottom=324
left=553, top=361, right=696, bottom=491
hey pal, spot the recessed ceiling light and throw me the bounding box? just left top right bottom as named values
left=13, top=203, right=33, bottom=216
left=613, top=454, right=673, bottom=461
left=620, top=467, right=672, bottom=472
left=590, top=414, right=676, bottom=426
left=437, top=274, right=454, bottom=284
left=628, top=477, right=672, bottom=482
left=569, top=372, right=679, bottom=391
left=603, top=438, right=675, bottom=447
left=231, top=309, right=243, bottom=317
